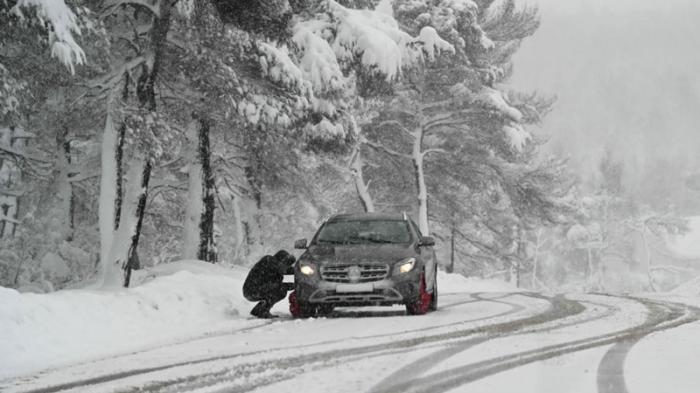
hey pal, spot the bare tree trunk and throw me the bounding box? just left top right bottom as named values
left=121, top=0, right=172, bottom=286
left=98, top=113, right=119, bottom=286
left=231, top=193, right=245, bottom=263
left=350, top=143, right=375, bottom=212
left=197, top=117, right=216, bottom=262
left=586, top=247, right=595, bottom=290
left=104, top=157, right=149, bottom=288
left=113, top=123, right=126, bottom=230
left=509, top=261, right=519, bottom=287
left=123, top=159, right=152, bottom=287
left=641, top=227, right=658, bottom=292
left=182, top=116, right=217, bottom=262
left=412, top=128, right=429, bottom=235
left=531, top=230, right=542, bottom=290
left=448, top=224, right=455, bottom=273
left=55, top=127, right=74, bottom=241
left=183, top=120, right=203, bottom=260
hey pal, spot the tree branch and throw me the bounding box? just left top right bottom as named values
left=423, top=109, right=480, bottom=132
left=376, top=120, right=414, bottom=138
left=88, top=55, right=147, bottom=93
left=103, top=0, right=161, bottom=17
left=0, top=145, right=53, bottom=165
left=363, top=140, right=410, bottom=159
left=422, top=148, right=448, bottom=158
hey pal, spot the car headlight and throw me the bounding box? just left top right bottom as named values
left=396, top=258, right=416, bottom=274
left=300, top=263, right=315, bottom=276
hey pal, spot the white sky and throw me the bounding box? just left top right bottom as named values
left=510, top=0, right=700, bottom=180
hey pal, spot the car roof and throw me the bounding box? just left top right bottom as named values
left=326, top=212, right=411, bottom=222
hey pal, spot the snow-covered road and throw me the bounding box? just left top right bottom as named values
left=3, top=290, right=700, bottom=393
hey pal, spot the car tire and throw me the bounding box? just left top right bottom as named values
left=289, top=291, right=321, bottom=318
left=429, top=269, right=438, bottom=312
left=289, top=290, right=302, bottom=317
left=406, top=272, right=432, bottom=315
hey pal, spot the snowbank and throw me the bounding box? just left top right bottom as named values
left=437, top=270, right=518, bottom=293
left=0, top=262, right=500, bottom=379
left=0, top=261, right=253, bottom=379
left=671, top=275, right=700, bottom=296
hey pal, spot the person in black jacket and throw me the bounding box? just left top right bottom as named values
left=243, top=250, right=296, bottom=318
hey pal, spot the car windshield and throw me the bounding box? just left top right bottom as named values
left=315, top=220, right=411, bottom=245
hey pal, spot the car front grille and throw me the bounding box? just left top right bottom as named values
left=320, top=264, right=390, bottom=283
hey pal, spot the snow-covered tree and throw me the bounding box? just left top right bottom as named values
left=345, top=0, right=575, bottom=284
left=0, top=0, right=583, bottom=292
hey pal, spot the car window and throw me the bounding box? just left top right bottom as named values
left=315, top=220, right=411, bottom=244
left=409, top=220, right=423, bottom=238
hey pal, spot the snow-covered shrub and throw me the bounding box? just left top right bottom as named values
left=1, top=205, right=98, bottom=291
left=0, top=249, right=21, bottom=288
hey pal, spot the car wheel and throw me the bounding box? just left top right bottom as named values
left=289, top=291, right=308, bottom=318
left=429, top=270, right=438, bottom=312
left=406, top=272, right=432, bottom=315
left=289, top=291, right=319, bottom=318
left=289, top=290, right=302, bottom=317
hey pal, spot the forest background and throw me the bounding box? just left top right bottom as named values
left=1, top=0, right=698, bottom=294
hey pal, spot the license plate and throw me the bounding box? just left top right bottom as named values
left=336, top=283, right=374, bottom=293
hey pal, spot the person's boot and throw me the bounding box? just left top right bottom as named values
left=250, top=301, right=268, bottom=318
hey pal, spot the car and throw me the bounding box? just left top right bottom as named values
left=288, top=212, right=438, bottom=317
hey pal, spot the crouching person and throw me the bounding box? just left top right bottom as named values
left=243, top=250, right=296, bottom=318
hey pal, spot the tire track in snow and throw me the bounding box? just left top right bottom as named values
left=0, top=320, right=277, bottom=392
left=596, top=298, right=691, bottom=393
left=371, top=297, right=700, bottom=393
left=11, top=292, right=491, bottom=391
left=369, top=337, right=491, bottom=393
left=369, top=297, right=619, bottom=393
left=95, top=294, right=582, bottom=393
left=4, top=292, right=524, bottom=393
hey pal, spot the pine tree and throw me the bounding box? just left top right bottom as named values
left=358, top=0, right=573, bottom=280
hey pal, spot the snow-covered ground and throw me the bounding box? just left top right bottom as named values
left=0, top=260, right=514, bottom=380
left=0, top=261, right=253, bottom=378
left=3, top=261, right=700, bottom=393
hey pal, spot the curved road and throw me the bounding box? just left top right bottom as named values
left=2, top=293, right=698, bottom=393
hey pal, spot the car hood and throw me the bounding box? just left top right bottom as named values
left=304, top=243, right=416, bottom=265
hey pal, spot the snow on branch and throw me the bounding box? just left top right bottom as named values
left=325, top=0, right=451, bottom=80
left=473, top=86, right=523, bottom=122
left=502, top=123, right=531, bottom=152
left=12, top=0, right=86, bottom=74
left=102, top=0, right=161, bottom=17
left=442, top=0, right=478, bottom=13
left=416, top=26, right=454, bottom=61
left=257, top=42, right=312, bottom=97
left=328, top=0, right=414, bottom=80
left=293, top=21, right=346, bottom=93
left=422, top=148, right=448, bottom=157
left=650, top=265, right=697, bottom=274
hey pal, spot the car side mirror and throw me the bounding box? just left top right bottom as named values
left=294, top=238, right=308, bottom=249
left=419, top=236, right=435, bottom=247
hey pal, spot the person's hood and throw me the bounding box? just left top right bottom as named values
left=304, top=243, right=416, bottom=265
